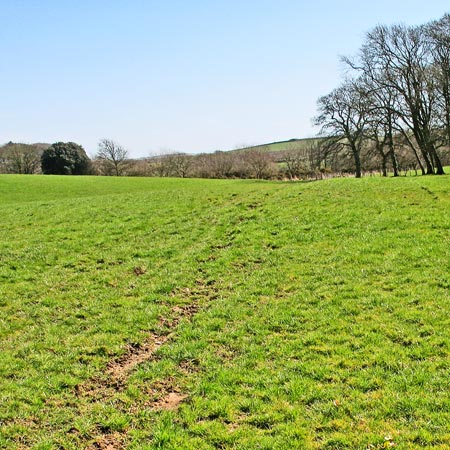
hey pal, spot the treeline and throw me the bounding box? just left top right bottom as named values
left=2, top=137, right=449, bottom=180
left=0, top=139, right=345, bottom=179
left=120, top=141, right=448, bottom=179
left=315, top=13, right=450, bottom=177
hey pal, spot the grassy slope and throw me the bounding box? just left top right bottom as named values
left=230, top=137, right=322, bottom=153
left=1, top=175, right=450, bottom=449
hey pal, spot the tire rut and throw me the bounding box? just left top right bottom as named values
left=78, top=280, right=216, bottom=449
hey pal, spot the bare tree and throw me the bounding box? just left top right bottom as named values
left=427, top=14, right=450, bottom=151
left=348, top=24, right=444, bottom=174
left=96, top=139, right=128, bottom=176
left=168, top=153, right=193, bottom=178
left=146, top=151, right=171, bottom=177
left=279, top=143, right=310, bottom=179
left=0, top=143, right=42, bottom=174
left=147, top=152, right=191, bottom=178
left=241, top=147, right=274, bottom=179
left=357, top=76, right=400, bottom=176
left=315, top=79, right=369, bottom=178
left=210, top=151, right=235, bottom=178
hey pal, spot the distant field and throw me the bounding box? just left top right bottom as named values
left=1, top=174, right=450, bottom=449
left=231, top=137, right=322, bottom=153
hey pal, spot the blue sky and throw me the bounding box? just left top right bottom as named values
left=1, top=1, right=449, bottom=157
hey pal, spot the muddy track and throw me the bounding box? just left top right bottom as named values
left=77, top=305, right=198, bottom=398
left=78, top=280, right=217, bottom=449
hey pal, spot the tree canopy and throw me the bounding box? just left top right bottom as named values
left=41, top=142, right=90, bottom=175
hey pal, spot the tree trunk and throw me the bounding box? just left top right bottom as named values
left=381, top=156, right=388, bottom=177
left=428, top=144, right=445, bottom=175
left=387, top=123, right=399, bottom=177
left=390, top=150, right=399, bottom=177
left=415, top=134, right=434, bottom=174
left=352, top=143, right=362, bottom=178
left=401, top=130, right=426, bottom=175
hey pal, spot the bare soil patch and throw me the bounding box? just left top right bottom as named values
left=73, top=299, right=206, bottom=448
left=87, top=432, right=126, bottom=450
left=153, top=392, right=189, bottom=411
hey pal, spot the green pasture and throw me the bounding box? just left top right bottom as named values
left=1, top=174, right=449, bottom=449
left=232, top=137, right=322, bottom=153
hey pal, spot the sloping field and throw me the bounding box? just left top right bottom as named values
left=1, top=174, right=449, bottom=449
left=231, top=137, right=322, bottom=153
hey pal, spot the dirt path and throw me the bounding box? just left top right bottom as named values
left=77, top=283, right=215, bottom=449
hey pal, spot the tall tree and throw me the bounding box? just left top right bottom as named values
left=315, top=79, right=369, bottom=178
left=350, top=24, right=445, bottom=174
left=426, top=14, right=450, bottom=150
left=358, top=76, right=400, bottom=176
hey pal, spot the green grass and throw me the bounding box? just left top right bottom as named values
left=1, top=174, right=450, bottom=449
left=231, top=137, right=322, bottom=153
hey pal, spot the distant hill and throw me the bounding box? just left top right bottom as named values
left=1, top=142, right=50, bottom=150
left=229, top=137, right=323, bottom=153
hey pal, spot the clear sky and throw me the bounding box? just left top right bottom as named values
left=1, top=1, right=449, bottom=157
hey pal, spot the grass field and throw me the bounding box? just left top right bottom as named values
left=231, top=137, right=322, bottom=153
left=1, top=174, right=449, bottom=449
